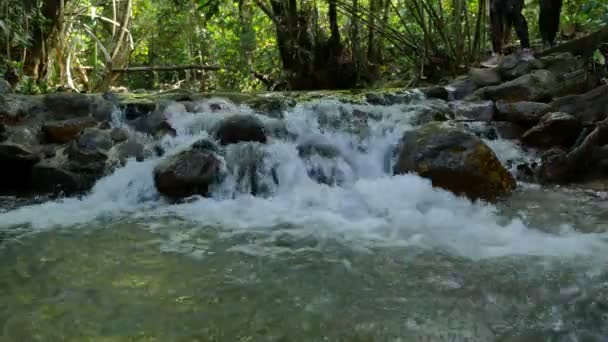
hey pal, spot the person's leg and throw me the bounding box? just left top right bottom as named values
left=482, top=0, right=505, bottom=67
left=490, top=0, right=505, bottom=54
left=507, top=0, right=534, bottom=61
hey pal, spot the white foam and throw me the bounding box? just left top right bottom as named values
left=1, top=97, right=606, bottom=260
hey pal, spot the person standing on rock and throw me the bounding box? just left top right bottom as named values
left=482, top=0, right=535, bottom=67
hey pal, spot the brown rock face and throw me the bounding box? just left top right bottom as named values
left=521, top=112, right=582, bottom=148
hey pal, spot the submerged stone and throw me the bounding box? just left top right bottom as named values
left=154, top=140, right=223, bottom=199
left=392, top=123, right=516, bottom=201
left=215, top=114, right=267, bottom=145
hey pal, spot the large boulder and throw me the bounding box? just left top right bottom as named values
left=546, top=85, right=608, bottom=125
left=0, top=94, right=34, bottom=125
left=495, top=101, right=552, bottom=125
left=446, top=77, right=478, bottom=100
left=42, top=117, right=97, bottom=144
left=497, top=54, right=545, bottom=80
left=154, top=140, right=224, bottom=199
left=130, top=110, right=176, bottom=137
left=539, top=52, right=584, bottom=76
left=30, top=161, right=89, bottom=195
left=392, top=123, right=516, bottom=201
left=469, top=68, right=502, bottom=87
left=215, top=115, right=267, bottom=145
left=474, top=70, right=558, bottom=103
left=521, top=112, right=582, bottom=148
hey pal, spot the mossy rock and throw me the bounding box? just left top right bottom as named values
left=393, top=123, right=516, bottom=201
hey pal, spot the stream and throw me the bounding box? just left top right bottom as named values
left=1, top=93, right=608, bottom=341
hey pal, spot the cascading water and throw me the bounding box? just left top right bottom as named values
left=1, top=93, right=608, bottom=340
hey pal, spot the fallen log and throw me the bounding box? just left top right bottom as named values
left=77, top=64, right=221, bottom=73
left=538, top=27, right=608, bottom=58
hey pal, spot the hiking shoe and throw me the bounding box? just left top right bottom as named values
left=480, top=53, right=502, bottom=68
left=520, top=48, right=535, bottom=62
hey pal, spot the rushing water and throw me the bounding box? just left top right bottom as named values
left=1, top=94, right=608, bottom=341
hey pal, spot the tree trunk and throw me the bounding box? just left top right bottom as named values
left=23, top=0, right=66, bottom=80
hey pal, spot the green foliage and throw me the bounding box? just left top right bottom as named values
left=1, top=0, right=607, bottom=92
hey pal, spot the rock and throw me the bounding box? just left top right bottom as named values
left=536, top=147, right=570, bottom=183
left=0, top=80, right=12, bottom=94
left=392, top=123, right=516, bottom=201
left=555, top=69, right=592, bottom=97
left=0, top=94, right=33, bottom=124
left=110, top=128, right=129, bottom=143
left=491, top=122, right=528, bottom=140
left=114, top=139, right=145, bottom=163
left=495, top=101, right=551, bottom=125
left=539, top=52, right=584, bottom=76
left=77, top=128, right=113, bottom=151
left=521, top=112, right=582, bottom=148
left=245, top=96, right=295, bottom=119
left=215, top=115, right=267, bottom=145
left=130, top=110, right=175, bottom=137
left=365, top=91, right=417, bottom=106
left=469, top=68, right=502, bottom=87
left=153, top=140, right=223, bottom=199
left=90, top=96, right=115, bottom=122
left=30, top=161, right=87, bottom=195
left=514, top=162, right=537, bottom=182
left=497, top=54, right=545, bottom=80
left=450, top=100, right=495, bottom=121
left=410, top=100, right=455, bottom=125
left=420, top=86, right=449, bottom=101
left=446, top=77, right=478, bottom=100
left=474, top=70, right=558, bottom=103
left=122, top=102, right=157, bottom=120
left=0, top=143, right=40, bottom=193
left=42, top=117, right=97, bottom=144
left=546, top=85, right=608, bottom=125
left=43, top=93, right=93, bottom=120
left=297, top=140, right=341, bottom=159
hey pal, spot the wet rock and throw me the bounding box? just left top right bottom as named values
left=0, top=80, right=12, bottom=94
left=515, top=162, right=537, bottom=182
left=30, top=161, right=87, bottom=195
left=446, top=77, right=478, bottom=100
left=555, top=69, right=592, bottom=97
left=130, top=110, right=176, bottom=137
left=546, top=85, right=608, bottom=125
left=0, top=143, right=40, bottom=193
left=77, top=128, right=113, bottom=151
left=42, top=117, right=97, bottom=144
left=154, top=140, right=223, bottom=199
left=420, top=86, right=449, bottom=101
left=297, top=140, right=341, bottom=159
left=495, top=101, right=551, bottom=125
left=474, top=70, right=558, bottom=103
left=110, top=128, right=129, bottom=143
left=536, top=147, right=570, bottom=183
left=245, top=96, right=295, bottom=119
left=410, top=100, right=455, bottom=125
left=491, top=122, right=528, bottom=140
left=450, top=100, right=495, bottom=121
left=114, top=139, right=145, bottom=163
left=365, top=91, right=417, bottom=105
left=498, top=54, right=545, bottom=80
left=392, top=123, right=516, bottom=201
left=122, top=102, right=157, bottom=120
left=469, top=68, right=502, bottom=87
left=215, top=115, right=267, bottom=145
left=90, top=96, right=115, bottom=122
left=521, top=112, right=582, bottom=148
